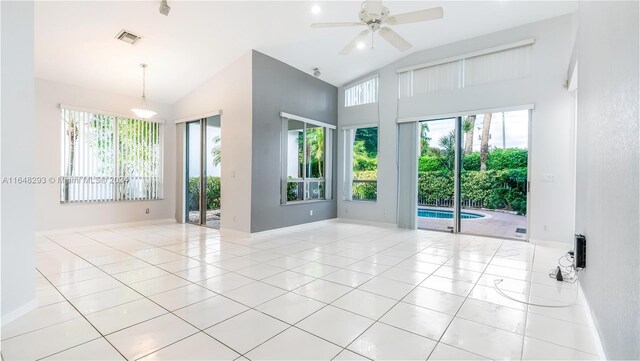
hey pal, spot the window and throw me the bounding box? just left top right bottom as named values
left=281, top=113, right=334, bottom=204
left=398, top=41, right=533, bottom=99
left=60, top=107, right=163, bottom=203
left=344, top=126, right=378, bottom=201
left=344, top=77, right=378, bottom=107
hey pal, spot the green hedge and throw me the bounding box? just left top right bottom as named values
left=419, top=148, right=528, bottom=172
left=352, top=170, right=377, bottom=200
left=418, top=168, right=527, bottom=215
left=187, top=176, right=221, bottom=211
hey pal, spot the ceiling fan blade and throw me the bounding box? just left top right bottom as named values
left=339, top=29, right=371, bottom=55
left=311, top=22, right=364, bottom=28
left=378, top=26, right=412, bottom=52
left=387, top=7, right=443, bottom=25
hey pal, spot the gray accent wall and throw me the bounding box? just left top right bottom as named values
left=575, top=2, right=639, bottom=359
left=251, top=51, right=338, bottom=232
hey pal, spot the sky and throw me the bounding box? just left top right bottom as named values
left=423, top=109, right=529, bottom=151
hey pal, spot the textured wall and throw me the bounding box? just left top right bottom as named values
left=1, top=0, right=37, bottom=321
left=172, top=52, right=253, bottom=233
left=251, top=51, right=338, bottom=232
left=338, top=15, right=576, bottom=244
left=34, top=79, right=175, bottom=231
left=575, top=1, right=640, bottom=359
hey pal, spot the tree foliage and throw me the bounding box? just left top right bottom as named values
left=188, top=176, right=221, bottom=211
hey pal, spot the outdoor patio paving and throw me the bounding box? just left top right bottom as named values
left=418, top=207, right=526, bottom=240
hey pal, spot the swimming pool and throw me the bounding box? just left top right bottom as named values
left=418, top=209, right=485, bottom=219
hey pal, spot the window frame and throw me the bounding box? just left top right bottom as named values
left=280, top=112, right=335, bottom=205
left=344, top=76, right=379, bottom=107
left=342, top=124, right=379, bottom=202
left=59, top=105, right=164, bottom=203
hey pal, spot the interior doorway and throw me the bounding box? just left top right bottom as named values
left=186, top=115, right=222, bottom=229
left=417, top=109, right=530, bottom=240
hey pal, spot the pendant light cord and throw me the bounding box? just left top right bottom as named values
left=140, top=64, right=148, bottom=108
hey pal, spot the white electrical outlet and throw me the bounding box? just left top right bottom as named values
left=310, top=210, right=313, bottom=216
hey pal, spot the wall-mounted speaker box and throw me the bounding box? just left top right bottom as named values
left=574, top=234, right=586, bottom=269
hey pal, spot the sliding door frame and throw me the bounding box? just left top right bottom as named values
left=413, top=108, right=532, bottom=241
left=185, top=117, right=221, bottom=229
left=185, top=119, right=204, bottom=225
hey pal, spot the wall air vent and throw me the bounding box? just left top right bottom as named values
left=115, top=29, right=142, bottom=45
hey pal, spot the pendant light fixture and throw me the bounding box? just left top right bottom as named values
left=131, top=63, right=157, bottom=119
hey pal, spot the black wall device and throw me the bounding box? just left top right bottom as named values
left=574, top=234, right=586, bottom=269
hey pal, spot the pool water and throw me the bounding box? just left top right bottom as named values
left=418, top=209, right=484, bottom=219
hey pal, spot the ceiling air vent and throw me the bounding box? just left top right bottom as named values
left=115, top=29, right=142, bottom=45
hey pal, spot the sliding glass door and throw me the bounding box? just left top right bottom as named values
left=186, top=121, right=201, bottom=225
left=185, top=115, right=222, bottom=229
left=417, top=110, right=529, bottom=240
left=460, top=111, right=529, bottom=239
left=417, top=118, right=458, bottom=232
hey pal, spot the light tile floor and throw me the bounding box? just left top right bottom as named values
left=2, top=220, right=601, bottom=360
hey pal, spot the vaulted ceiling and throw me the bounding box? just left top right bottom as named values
left=35, top=1, right=577, bottom=104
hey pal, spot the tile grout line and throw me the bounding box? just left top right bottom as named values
left=231, top=235, right=455, bottom=359
left=334, top=234, right=500, bottom=360
left=38, top=223, right=398, bottom=359
left=423, top=239, right=504, bottom=360
left=32, top=223, right=556, bottom=360
left=40, top=232, right=250, bottom=359
left=33, top=269, right=129, bottom=361
left=520, top=243, right=537, bottom=360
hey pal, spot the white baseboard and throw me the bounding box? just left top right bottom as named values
left=1, top=298, right=38, bottom=327
left=334, top=217, right=398, bottom=228
left=37, top=218, right=177, bottom=234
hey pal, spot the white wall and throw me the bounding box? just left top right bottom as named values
left=34, top=79, right=176, bottom=231
left=1, top=0, right=37, bottom=322
left=338, top=14, right=576, bottom=244
left=172, top=52, right=253, bottom=233
left=575, top=1, right=639, bottom=359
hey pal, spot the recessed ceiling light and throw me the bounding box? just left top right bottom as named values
left=311, top=4, right=321, bottom=14
left=356, top=41, right=366, bottom=50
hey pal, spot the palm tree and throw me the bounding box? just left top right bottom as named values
left=64, top=113, right=79, bottom=201
left=480, top=113, right=493, bottom=171
left=438, top=130, right=455, bottom=171
left=463, top=115, right=476, bottom=155
left=314, top=129, right=324, bottom=178
left=420, top=123, right=431, bottom=156
left=210, top=136, right=221, bottom=167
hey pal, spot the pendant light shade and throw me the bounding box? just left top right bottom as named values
left=131, top=64, right=157, bottom=119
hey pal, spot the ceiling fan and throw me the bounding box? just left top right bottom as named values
left=311, top=1, right=443, bottom=55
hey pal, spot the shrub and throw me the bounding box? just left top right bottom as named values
left=352, top=170, right=377, bottom=201
left=487, top=148, right=528, bottom=170
left=418, top=168, right=528, bottom=215
left=353, top=155, right=377, bottom=171
left=418, top=171, right=454, bottom=203
left=187, top=176, right=221, bottom=211
left=462, top=152, right=480, bottom=171
left=418, top=156, right=444, bottom=172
